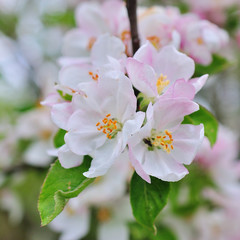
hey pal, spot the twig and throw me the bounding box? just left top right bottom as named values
left=126, top=0, right=140, bottom=55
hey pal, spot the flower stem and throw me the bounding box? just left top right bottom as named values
left=126, top=0, right=140, bottom=55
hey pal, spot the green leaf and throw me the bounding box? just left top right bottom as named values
left=38, top=156, right=94, bottom=226
left=129, top=222, right=177, bottom=240
left=130, top=172, right=170, bottom=231
left=182, top=105, right=218, bottom=146
left=53, top=129, right=66, bottom=148
left=57, top=90, right=73, bottom=101
left=194, top=54, right=231, bottom=77
left=42, top=10, right=75, bottom=27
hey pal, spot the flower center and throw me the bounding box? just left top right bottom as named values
left=147, top=36, right=161, bottom=49
left=156, top=74, right=170, bottom=94
left=96, top=114, right=122, bottom=139
left=196, top=37, right=204, bottom=45
left=143, top=129, right=174, bottom=153
left=89, top=71, right=99, bottom=81
left=97, top=208, right=111, bottom=222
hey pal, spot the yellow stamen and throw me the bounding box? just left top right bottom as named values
left=197, top=37, right=204, bottom=45
left=96, top=114, right=121, bottom=139
left=89, top=71, right=99, bottom=81
left=147, top=36, right=161, bottom=50
left=146, top=129, right=174, bottom=153
left=156, top=74, right=170, bottom=94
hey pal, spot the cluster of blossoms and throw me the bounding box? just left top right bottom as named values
left=43, top=0, right=220, bottom=184
left=61, top=0, right=228, bottom=66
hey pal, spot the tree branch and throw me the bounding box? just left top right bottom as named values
left=126, top=0, right=140, bottom=55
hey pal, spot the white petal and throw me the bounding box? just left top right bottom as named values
left=171, top=124, right=204, bottom=164
left=91, top=34, right=125, bottom=66
left=83, top=138, right=119, bottom=178
left=51, top=102, right=73, bottom=130
left=142, top=150, right=189, bottom=182
left=59, top=64, right=93, bottom=90
left=58, top=144, right=84, bottom=169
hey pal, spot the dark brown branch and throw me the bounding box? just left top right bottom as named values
left=126, top=0, right=140, bottom=55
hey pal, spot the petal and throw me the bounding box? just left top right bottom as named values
left=58, top=144, right=84, bottom=169
left=83, top=138, right=119, bottom=178
left=153, top=98, right=199, bottom=130
left=128, top=144, right=151, bottom=183
left=121, top=111, right=145, bottom=148
left=91, top=34, right=125, bottom=66
left=133, top=41, right=157, bottom=66
left=126, top=58, right=158, bottom=97
left=76, top=2, right=109, bottom=36
left=155, top=45, right=195, bottom=82
left=189, top=74, right=208, bottom=94
left=162, top=79, right=196, bottom=100
left=50, top=206, right=90, bottom=240
left=59, top=64, right=93, bottom=89
left=65, top=130, right=106, bottom=156
left=40, top=93, right=60, bottom=107
left=171, top=124, right=204, bottom=165
left=62, top=29, right=92, bottom=57
left=142, top=149, right=189, bottom=182
left=51, top=102, right=73, bottom=130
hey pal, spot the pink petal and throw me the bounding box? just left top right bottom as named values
left=126, top=58, right=158, bottom=97
left=162, top=79, right=196, bottom=100
left=128, top=144, right=151, bottom=183
left=189, top=74, right=208, bottom=94
left=153, top=98, right=199, bottom=130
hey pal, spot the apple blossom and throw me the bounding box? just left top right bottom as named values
left=126, top=42, right=208, bottom=104
left=128, top=99, right=204, bottom=182
left=54, top=72, right=144, bottom=177
left=138, top=6, right=181, bottom=49
left=176, top=14, right=229, bottom=65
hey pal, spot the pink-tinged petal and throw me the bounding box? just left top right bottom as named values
left=171, top=124, right=204, bottom=165
left=162, top=79, right=195, bottom=100
left=40, top=93, right=61, bottom=107
left=59, top=64, right=93, bottom=90
left=155, top=45, right=195, bottom=82
left=126, top=58, right=157, bottom=97
left=76, top=3, right=109, bottom=36
left=91, top=34, right=125, bottom=66
left=134, top=41, right=157, bottom=66
left=142, top=150, right=189, bottom=182
left=189, top=74, right=208, bottom=94
left=83, top=139, right=119, bottom=178
left=128, top=144, right=151, bottom=183
left=153, top=98, right=199, bottom=130
left=98, top=221, right=129, bottom=240
left=58, top=144, right=83, bottom=169
left=51, top=102, right=73, bottom=130
left=121, top=111, right=145, bottom=148
left=62, top=29, right=92, bottom=57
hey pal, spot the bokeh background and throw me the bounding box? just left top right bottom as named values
left=0, top=0, right=239, bottom=239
